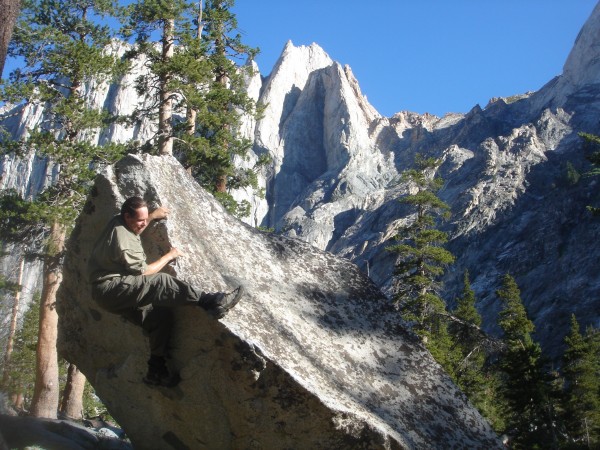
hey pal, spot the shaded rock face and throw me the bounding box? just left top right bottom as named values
left=58, top=154, right=501, bottom=449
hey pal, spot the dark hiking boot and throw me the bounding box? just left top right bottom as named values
left=207, top=285, right=245, bottom=319
left=143, top=356, right=180, bottom=387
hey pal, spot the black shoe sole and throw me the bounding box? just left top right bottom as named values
left=213, top=285, right=245, bottom=318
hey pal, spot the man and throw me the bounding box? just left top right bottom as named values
left=88, top=196, right=244, bottom=387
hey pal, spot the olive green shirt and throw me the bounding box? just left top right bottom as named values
left=87, top=215, right=148, bottom=283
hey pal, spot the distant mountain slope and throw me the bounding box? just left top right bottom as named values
left=251, top=3, right=600, bottom=356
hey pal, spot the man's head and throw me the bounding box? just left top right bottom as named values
left=121, top=196, right=149, bottom=235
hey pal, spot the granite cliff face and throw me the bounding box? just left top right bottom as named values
left=57, top=154, right=501, bottom=449
left=247, top=5, right=600, bottom=354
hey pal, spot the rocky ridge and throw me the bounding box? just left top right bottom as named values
left=248, top=5, right=600, bottom=353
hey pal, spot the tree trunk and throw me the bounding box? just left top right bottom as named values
left=215, top=66, right=230, bottom=193
left=59, top=364, right=86, bottom=420
left=11, top=393, right=23, bottom=412
left=2, top=256, right=24, bottom=385
left=0, top=0, right=21, bottom=76
left=214, top=20, right=229, bottom=193
left=215, top=174, right=227, bottom=193
left=158, top=18, right=174, bottom=156
left=185, top=107, right=197, bottom=136
left=30, top=222, right=65, bottom=419
left=184, top=0, right=204, bottom=138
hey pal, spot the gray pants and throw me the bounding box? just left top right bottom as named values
left=91, top=273, right=217, bottom=358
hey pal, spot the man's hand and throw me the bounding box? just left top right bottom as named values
left=167, top=247, right=185, bottom=260
left=149, top=206, right=170, bottom=221
left=143, top=247, right=185, bottom=275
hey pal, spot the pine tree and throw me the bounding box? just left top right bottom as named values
left=2, top=294, right=39, bottom=412
left=0, top=0, right=21, bottom=75
left=1, top=255, right=24, bottom=387
left=181, top=0, right=265, bottom=217
left=124, top=0, right=192, bottom=156
left=452, top=272, right=486, bottom=393
left=444, top=270, right=506, bottom=431
left=388, top=154, right=455, bottom=338
left=496, top=274, right=559, bottom=448
left=125, top=0, right=263, bottom=217
left=1, top=0, right=126, bottom=418
left=562, top=314, right=600, bottom=447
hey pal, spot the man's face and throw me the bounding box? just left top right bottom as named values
left=124, top=207, right=149, bottom=235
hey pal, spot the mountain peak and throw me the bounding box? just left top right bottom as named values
left=562, top=2, right=600, bottom=88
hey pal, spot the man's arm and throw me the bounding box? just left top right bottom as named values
left=143, top=247, right=184, bottom=275
left=141, top=205, right=183, bottom=275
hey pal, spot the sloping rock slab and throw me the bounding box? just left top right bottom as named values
left=58, top=154, right=501, bottom=449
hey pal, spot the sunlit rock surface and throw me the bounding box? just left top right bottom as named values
left=57, top=154, right=501, bottom=449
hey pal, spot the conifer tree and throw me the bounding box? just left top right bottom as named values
left=562, top=314, right=600, bottom=447
left=0, top=0, right=21, bottom=75
left=2, top=294, right=39, bottom=412
left=125, top=0, right=263, bottom=217
left=452, top=272, right=485, bottom=392
left=388, top=154, right=455, bottom=338
left=124, top=0, right=192, bottom=156
left=186, top=0, right=260, bottom=197
left=0, top=0, right=126, bottom=418
left=496, top=274, right=559, bottom=448
left=1, top=255, right=24, bottom=387
left=451, top=271, right=506, bottom=431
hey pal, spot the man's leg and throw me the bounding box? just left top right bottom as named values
left=92, top=274, right=244, bottom=386
left=140, top=306, right=180, bottom=386
left=93, top=273, right=244, bottom=316
left=132, top=273, right=245, bottom=318
left=140, top=306, right=173, bottom=358
left=92, top=276, right=185, bottom=386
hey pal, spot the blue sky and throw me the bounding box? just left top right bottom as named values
left=232, top=1, right=598, bottom=117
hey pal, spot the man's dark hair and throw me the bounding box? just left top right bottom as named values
left=121, top=196, right=147, bottom=218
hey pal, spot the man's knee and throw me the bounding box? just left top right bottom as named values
left=146, top=272, right=177, bottom=289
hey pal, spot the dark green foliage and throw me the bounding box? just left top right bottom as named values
left=183, top=0, right=265, bottom=216
left=0, top=0, right=128, bottom=418
left=0, top=295, right=114, bottom=420
left=1, top=295, right=39, bottom=409
left=452, top=272, right=486, bottom=393
left=497, top=275, right=534, bottom=339
left=580, top=133, right=600, bottom=169
left=454, top=271, right=482, bottom=328
left=0, top=189, right=60, bottom=246
left=0, top=274, right=20, bottom=294
left=124, top=0, right=264, bottom=217
left=0, top=0, right=127, bottom=233
left=496, top=274, right=560, bottom=448
left=82, top=381, right=116, bottom=423
left=446, top=271, right=506, bottom=432
left=388, top=155, right=454, bottom=335
left=561, top=315, right=600, bottom=447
